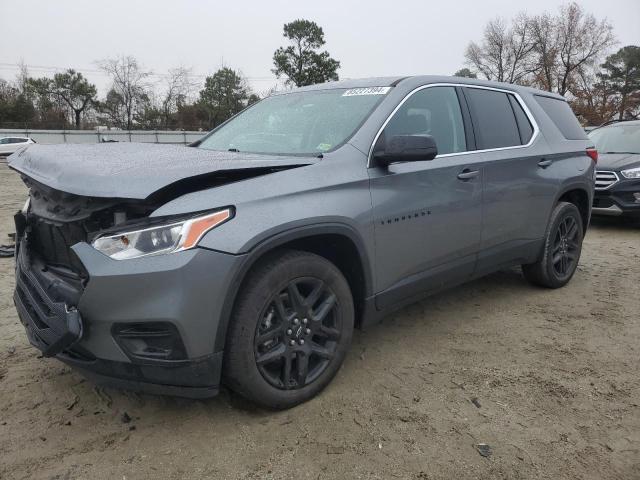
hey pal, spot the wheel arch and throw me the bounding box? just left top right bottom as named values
left=556, top=185, right=592, bottom=234
left=213, top=223, right=373, bottom=352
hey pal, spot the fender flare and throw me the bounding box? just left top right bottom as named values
left=551, top=179, right=594, bottom=229
left=553, top=180, right=594, bottom=206
left=213, top=222, right=374, bottom=352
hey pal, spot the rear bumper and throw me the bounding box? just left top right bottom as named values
left=13, top=225, right=245, bottom=398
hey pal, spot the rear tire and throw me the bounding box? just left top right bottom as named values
left=223, top=250, right=354, bottom=409
left=522, top=202, right=584, bottom=288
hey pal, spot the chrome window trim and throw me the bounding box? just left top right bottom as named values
left=366, top=83, right=540, bottom=167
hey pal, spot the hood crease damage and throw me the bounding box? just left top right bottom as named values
left=9, top=142, right=318, bottom=200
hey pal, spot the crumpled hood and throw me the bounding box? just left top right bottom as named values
left=8, top=143, right=318, bottom=199
left=596, top=152, right=640, bottom=171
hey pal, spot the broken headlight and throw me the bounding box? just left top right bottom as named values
left=91, top=209, right=232, bottom=260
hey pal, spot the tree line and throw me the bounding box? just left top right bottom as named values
left=457, top=2, right=639, bottom=124
left=1, top=6, right=638, bottom=131
left=0, top=19, right=339, bottom=131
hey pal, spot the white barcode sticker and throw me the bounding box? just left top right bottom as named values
left=342, top=87, right=391, bottom=96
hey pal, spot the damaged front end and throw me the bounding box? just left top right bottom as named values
left=12, top=175, right=244, bottom=397
left=14, top=178, right=159, bottom=358
left=12, top=166, right=254, bottom=398
left=8, top=142, right=319, bottom=397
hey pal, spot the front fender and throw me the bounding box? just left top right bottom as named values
left=210, top=221, right=375, bottom=352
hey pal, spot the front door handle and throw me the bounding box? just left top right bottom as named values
left=538, top=158, right=553, bottom=168
left=457, top=169, right=480, bottom=181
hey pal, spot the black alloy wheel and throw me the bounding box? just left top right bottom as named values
left=224, top=250, right=354, bottom=409
left=254, top=278, right=341, bottom=390
left=522, top=201, right=584, bottom=288
left=551, top=215, right=580, bottom=278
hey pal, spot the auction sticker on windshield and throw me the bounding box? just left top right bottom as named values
left=342, top=87, right=391, bottom=96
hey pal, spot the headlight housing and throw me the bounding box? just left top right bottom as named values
left=621, top=166, right=640, bottom=179
left=92, top=209, right=232, bottom=260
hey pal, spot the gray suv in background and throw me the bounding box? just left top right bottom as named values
left=10, top=76, right=595, bottom=409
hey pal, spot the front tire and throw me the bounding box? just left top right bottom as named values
left=522, top=202, right=584, bottom=288
left=223, top=250, right=354, bottom=409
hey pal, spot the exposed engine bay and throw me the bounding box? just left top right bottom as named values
left=22, top=177, right=155, bottom=276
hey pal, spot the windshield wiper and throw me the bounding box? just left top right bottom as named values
left=228, top=148, right=239, bottom=152
left=603, top=151, right=639, bottom=154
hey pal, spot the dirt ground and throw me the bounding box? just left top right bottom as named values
left=0, top=161, right=638, bottom=480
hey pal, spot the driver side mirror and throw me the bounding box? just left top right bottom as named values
left=372, top=134, right=438, bottom=167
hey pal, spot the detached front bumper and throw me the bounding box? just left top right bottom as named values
left=593, top=178, right=640, bottom=217
left=14, top=227, right=244, bottom=398
left=14, top=242, right=83, bottom=356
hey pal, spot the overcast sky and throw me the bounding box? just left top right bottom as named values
left=1, top=0, right=639, bottom=96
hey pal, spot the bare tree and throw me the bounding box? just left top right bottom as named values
left=466, top=3, right=616, bottom=96
left=465, top=14, right=535, bottom=83
left=529, top=12, right=559, bottom=92
left=97, top=56, right=151, bottom=129
left=159, top=67, right=197, bottom=129
left=507, top=13, right=537, bottom=84
left=16, top=60, right=30, bottom=94
left=554, top=3, right=616, bottom=95
left=529, top=3, right=616, bottom=95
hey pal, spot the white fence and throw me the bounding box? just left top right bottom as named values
left=0, top=129, right=206, bottom=145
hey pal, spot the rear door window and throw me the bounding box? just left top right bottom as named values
left=534, top=95, right=587, bottom=140
left=465, top=88, right=521, bottom=149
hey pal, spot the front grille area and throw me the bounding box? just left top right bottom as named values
left=595, top=170, right=620, bottom=190
left=29, top=218, right=88, bottom=274
left=14, top=241, right=84, bottom=356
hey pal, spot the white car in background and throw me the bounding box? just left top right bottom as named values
left=0, top=137, right=35, bottom=156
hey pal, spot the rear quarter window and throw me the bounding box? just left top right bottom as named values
left=508, top=95, right=534, bottom=144
left=534, top=95, right=587, bottom=140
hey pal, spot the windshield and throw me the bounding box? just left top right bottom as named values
left=589, top=124, right=640, bottom=154
left=197, top=87, right=390, bottom=155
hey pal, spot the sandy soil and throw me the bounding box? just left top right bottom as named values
left=0, top=162, right=638, bottom=480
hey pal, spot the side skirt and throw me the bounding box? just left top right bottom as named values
left=361, top=239, right=543, bottom=329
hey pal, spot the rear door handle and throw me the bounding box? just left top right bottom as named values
left=457, top=169, right=480, bottom=181
left=538, top=159, right=553, bottom=168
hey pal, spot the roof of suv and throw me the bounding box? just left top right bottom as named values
left=283, top=75, right=566, bottom=100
